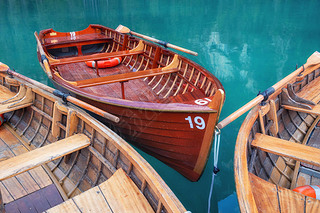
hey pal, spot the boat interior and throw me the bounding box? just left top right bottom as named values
left=0, top=75, right=185, bottom=212
left=245, top=68, right=320, bottom=209
left=39, top=25, right=219, bottom=104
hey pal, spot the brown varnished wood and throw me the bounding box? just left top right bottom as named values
left=50, top=50, right=144, bottom=66
left=36, top=24, right=225, bottom=181
left=76, top=68, right=179, bottom=88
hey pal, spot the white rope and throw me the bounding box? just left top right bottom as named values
left=208, top=127, right=221, bottom=213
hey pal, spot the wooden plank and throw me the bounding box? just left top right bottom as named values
left=45, top=38, right=112, bottom=49
left=71, top=186, right=112, bottom=213
left=76, top=68, right=179, bottom=88
left=0, top=134, right=90, bottom=181
left=25, top=188, right=51, bottom=212
left=306, top=196, right=320, bottom=213
left=282, top=104, right=320, bottom=116
left=0, top=182, right=14, bottom=203
left=45, top=199, right=81, bottom=213
left=1, top=177, right=28, bottom=200
left=278, top=184, right=306, bottom=212
left=251, top=133, right=320, bottom=168
left=99, top=168, right=153, bottom=213
left=50, top=50, right=144, bottom=66
left=3, top=124, right=53, bottom=189
left=248, top=173, right=280, bottom=212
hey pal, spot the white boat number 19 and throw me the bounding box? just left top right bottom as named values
left=185, top=116, right=206, bottom=130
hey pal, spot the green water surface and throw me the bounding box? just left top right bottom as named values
left=0, top=0, right=319, bottom=212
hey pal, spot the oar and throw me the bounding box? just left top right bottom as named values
left=217, top=51, right=320, bottom=130
left=115, top=25, right=198, bottom=56
left=0, top=67, right=119, bottom=123
left=34, top=32, right=53, bottom=79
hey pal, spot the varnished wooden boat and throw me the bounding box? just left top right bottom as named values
left=35, top=24, right=225, bottom=181
left=0, top=63, right=186, bottom=212
left=234, top=52, right=320, bottom=212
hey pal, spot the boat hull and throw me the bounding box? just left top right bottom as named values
left=53, top=80, right=218, bottom=181
left=36, top=24, right=225, bottom=181
left=234, top=57, right=320, bottom=212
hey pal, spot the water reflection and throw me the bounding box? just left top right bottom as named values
left=0, top=0, right=320, bottom=212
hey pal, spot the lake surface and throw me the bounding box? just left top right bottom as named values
left=0, top=0, right=319, bottom=212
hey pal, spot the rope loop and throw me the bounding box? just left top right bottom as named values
left=208, top=126, right=222, bottom=213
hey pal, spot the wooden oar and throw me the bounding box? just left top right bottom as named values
left=34, top=32, right=53, bottom=79
left=115, top=25, right=198, bottom=56
left=1, top=68, right=119, bottom=123
left=217, top=51, right=320, bottom=130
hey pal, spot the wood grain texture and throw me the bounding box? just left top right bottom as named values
left=251, top=133, right=320, bottom=168
left=0, top=70, right=187, bottom=212
left=47, top=169, right=153, bottom=213
left=248, top=173, right=280, bottom=212
left=282, top=104, right=320, bottom=115
left=0, top=134, right=90, bottom=180
left=37, top=24, right=225, bottom=181
left=99, top=168, right=154, bottom=213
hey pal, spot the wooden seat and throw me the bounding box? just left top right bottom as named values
left=45, top=37, right=113, bottom=49
left=251, top=133, right=320, bottom=167
left=50, top=50, right=144, bottom=66
left=76, top=68, right=180, bottom=88
left=0, top=134, right=90, bottom=181
left=282, top=104, right=320, bottom=116
left=45, top=168, right=153, bottom=213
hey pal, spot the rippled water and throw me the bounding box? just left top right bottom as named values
left=0, top=0, right=319, bottom=212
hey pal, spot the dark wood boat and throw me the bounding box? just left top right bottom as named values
left=0, top=63, right=186, bottom=212
left=233, top=52, right=320, bottom=212
left=35, top=24, right=225, bottom=181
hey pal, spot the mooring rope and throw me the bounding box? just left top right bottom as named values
left=208, top=127, right=221, bottom=213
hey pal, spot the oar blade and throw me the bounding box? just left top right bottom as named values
left=115, top=25, right=130, bottom=34
left=305, top=51, right=320, bottom=67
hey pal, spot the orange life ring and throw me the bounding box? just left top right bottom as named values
left=85, top=57, right=122, bottom=68
left=0, top=114, right=4, bottom=126
left=293, top=185, right=320, bottom=199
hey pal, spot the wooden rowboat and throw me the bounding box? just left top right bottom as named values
left=35, top=24, right=225, bottom=181
left=234, top=52, right=320, bottom=212
left=0, top=63, right=186, bottom=212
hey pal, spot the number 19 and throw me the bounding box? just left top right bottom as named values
left=185, top=116, right=206, bottom=130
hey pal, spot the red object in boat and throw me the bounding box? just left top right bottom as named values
left=293, top=185, right=320, bottom=200
left=36, top=24, right=225, bottom=181
left=85, top=57, right=122, bottom=68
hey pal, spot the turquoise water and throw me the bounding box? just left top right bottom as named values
left=0, top=0, right=319, bottom=212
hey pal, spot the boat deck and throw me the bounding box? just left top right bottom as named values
left=45, top=168, right=153, bottom=213
left=247, top=74, right=320, bottom=211
left=57, top=63, right=161, bottom=102
left=0, top=123, right=155, bottom=213
left=57, top=62, right=208, bottom=104
left=0, top=124, right=63, bottom=212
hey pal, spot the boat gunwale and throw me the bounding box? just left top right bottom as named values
left=38, top=24, right=224, bottom=108
left=234, top=67, right=320, bottom=212
left=0, top=74, right=187, bottom=212
left=52, top=76, right=217, bottom=113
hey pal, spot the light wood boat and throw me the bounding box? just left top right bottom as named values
left=0, top=63, right=186, bottom=212
left=35, top=24, right=225, bottom=181
left=234, top=52, right=320, bottom=212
